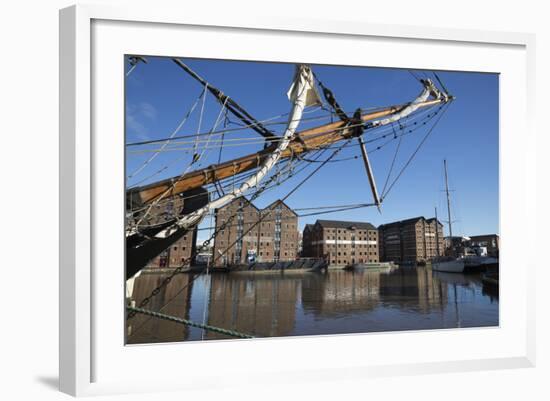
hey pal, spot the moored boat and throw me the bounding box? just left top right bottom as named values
left=462, top=255, right=498, bottom=270
left=432, top=256, right=465, bottom=273
left=344, top=262, right=396, bottom=273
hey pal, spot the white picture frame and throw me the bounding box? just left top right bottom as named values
left=59, top=4, right=536, bottom=397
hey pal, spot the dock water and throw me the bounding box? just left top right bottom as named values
left=126, top=264, right=498, bottom=344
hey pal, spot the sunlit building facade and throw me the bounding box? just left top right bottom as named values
left=301, top=220, right=379, bottom=266
left=212, top=197, right=299, bottom=266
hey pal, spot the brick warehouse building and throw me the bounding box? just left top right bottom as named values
left=302, top=220, right=379, bottom=266
left=212, top=197, right=299, bottom=267
left=144, top=194, right=198, bottom=268
left=378, top=216, right=444, bottom=263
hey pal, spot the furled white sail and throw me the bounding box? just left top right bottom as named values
left=287, top=65, right=322, bottom=107
left=371, top=79, right=446, bottom=127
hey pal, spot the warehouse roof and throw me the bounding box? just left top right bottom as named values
left=378, top=216, right=442, bottom=229
left=264, top=199, right=298, bottom=216
left=315, top=219, right=377, bottom=230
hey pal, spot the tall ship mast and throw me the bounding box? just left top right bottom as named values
left=444, top=158, right=454, bottom=241
left=435, top=206, right=440, bottom=257
left=443, top=158, right=457, bottom=256
left=432, top=159, right=466, bottom=273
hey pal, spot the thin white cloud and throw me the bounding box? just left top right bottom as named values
left=139, top=102, right=157, bottom=120
left=126, top=102, right=158, bottom=141
left=126, top=113, right=149, bottom=141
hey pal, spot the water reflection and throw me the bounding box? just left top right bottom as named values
left=206, top=274, right=300, bottom=339
left=126, top=266, right=498, bottom=344
left=302, top=270, right=383, bottom=315
left=126, top=273, right=194, bottom=344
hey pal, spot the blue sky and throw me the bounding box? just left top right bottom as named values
left=126, top=57, right=499, bottom=239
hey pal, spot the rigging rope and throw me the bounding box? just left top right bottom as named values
left=126, top=64, right=138, bottom=77
left=192, top=83, right=208, bottom=163
left=189, top=202, right=378, bottom=233
left=408, top=70, right=422, bottom=82
left=127, top=306, right=254, bottom=339
left=127, top=104, right=439, bottom=225
left=381, top=123, right=404, bottom=196
left=217, top=110, right=229, bottom=164
left=127, top=86, right=206, bottom=181
left=433, top=72, right=451, bottom=97
left=127, top=154, right=305, bottom=217
left=126, top=103, right=439, bottom=156
left=127, top=103, right=440, bottom=223
left=131, top=97, right=233, bottom=231
left=195, top=96, right=229, bottom=164
left=125, top=103, right=401, bottom=148
left=126, top=56, right=148, bottom=77
left=381, top=102, right=452, bottom=200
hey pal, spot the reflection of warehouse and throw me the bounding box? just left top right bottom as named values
left=127, top=273, right=194, bottom=343
left=301, top=271, right=381, bottom=315
left=300, top=267, right=447, bottom=318
left=379, top=268, right=447, bottom=313
left=206, top=275, right=298, bottom=338
left=378, top=216, right=444, bottom=263
left=212, top=197, right=299, bottom=267
left=302, top=220, right=379, bottom=266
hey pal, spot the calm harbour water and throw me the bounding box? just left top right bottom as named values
left=126, top=265, right=498, bottom=344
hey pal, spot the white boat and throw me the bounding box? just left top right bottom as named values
left=345, top=262, right=397, bottom=273
left=432, top=256, right=465, bottom=273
